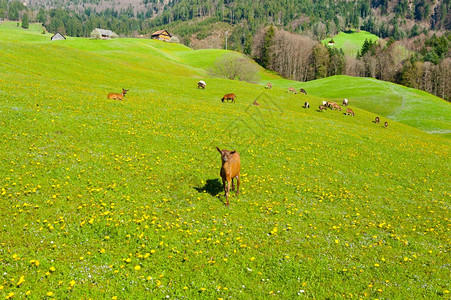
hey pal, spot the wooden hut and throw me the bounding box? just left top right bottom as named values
left=90, top=28, right=118, bottom=40
left=151, top=30, right=172, bottom=41
left=50, top=33, right=66, bottom=41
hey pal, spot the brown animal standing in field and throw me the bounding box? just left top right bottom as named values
left=374, top=117, right=380, bottom=123
left=326, top=101, right=336, bottom=108
left=384, top=121, right=388, bottom=128
left=253, top=99, right=260, bottom=106
left=300, top=88, right=307, bottom=94
left=318, top=105, right=328, bottom=111
left=221, top=93, right=236, bottom=103
left=197, top=80, right=206, bottom=89
left=265, top=83, right=272, bottom=89
left=107, top=88, right=129, bottom=100
left=346, top=108, right=355, bottom=116
left=216, top=147, right=241, bottom=206
left=331, top=103, right=342, bottom=111
left=288, top=87, right=297, bottom=94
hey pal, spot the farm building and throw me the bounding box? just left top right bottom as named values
left=50, top=33, right=66, bottom=41
left=151, top=30, right=172, bottom=41
left=90, top=28, right=118, bottom=40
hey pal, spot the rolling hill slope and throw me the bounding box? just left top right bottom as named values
left=0, top=23, right=450, bottom=299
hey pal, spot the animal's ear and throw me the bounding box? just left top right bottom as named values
left=216, top=147, right=222, bottom=154
left=230, top=151, right=236, bottom=154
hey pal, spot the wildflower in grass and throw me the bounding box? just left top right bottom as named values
left=69, top=280, right=75, bottom=287
left=26, top=291, right=31, bottom=295
left=49, top=267, right=56, bottom=272
left=6, top=292, right=14, bottom=299
left=134, top=265, right=141, bottom=271
left=16, top=275, right=25, bottom=287
left=374, top=263, right=380, bottom=267
left=46, top=291, right=54, bottom=296
left=250, top=257, right=255, bottom=261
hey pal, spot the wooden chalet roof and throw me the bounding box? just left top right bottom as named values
left=94, top=28, right=114, bottom=36
left=151, top=29, right=171, bottom=37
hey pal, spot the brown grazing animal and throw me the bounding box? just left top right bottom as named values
left=300, top=88, right=307, bottom=94
left=265, top=83, right=272, bottom=89
left=288, top=87, right=297, bottom=94
left=384, top=121, right=388, bottom=128
left=346, top=108, right=355, bottom=116
left=253, top=99, right=260, bottom=106
left=331, top=103, right=342, bottom=111
left=197, top=81, right=206, bottom=89
left=216, top=147, right=241, bottom=206
left=318, top=105, right=328, bottom=111
left=107, top=88, right=129, bottom=100
left=375, top=117, right=380, bottom=123
left=221, top=93, right=236, bottom=103
left=326, top=101, right=336, bottom=108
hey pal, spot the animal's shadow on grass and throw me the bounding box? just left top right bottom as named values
left=194, top=179, right=223, bottom=197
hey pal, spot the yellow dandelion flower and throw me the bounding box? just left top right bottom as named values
left=49, top=267, right=56, bottom=272
left=134, top=265, right=141, bottom=271
left=46, top=292, right=54, bottom=296
left=16, top=276, right=25, bottom=286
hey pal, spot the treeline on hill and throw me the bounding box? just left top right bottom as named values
left=0, top=0, right=450, bottom=100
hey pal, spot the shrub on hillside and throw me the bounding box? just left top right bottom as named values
left=169, top=36, right=180, bottom=43
left=209, top=53, right=258, bottom=83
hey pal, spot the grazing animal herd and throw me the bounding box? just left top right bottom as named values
left=106, top=81, right=390, bottom=206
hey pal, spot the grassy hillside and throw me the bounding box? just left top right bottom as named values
left=269, top=76, right=451, bottom=139
left=1, top=23, right=450, bottom=299
left=322, top=30, right=380, bottom=57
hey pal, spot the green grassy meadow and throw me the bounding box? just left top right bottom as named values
left=1, top=22, right=450, bottom=299
left=322, top=30, right=380, bottom=57
left=271, top=76, right=451, bottom=139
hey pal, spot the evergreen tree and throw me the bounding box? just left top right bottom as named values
left=21, top=12, right=29, bottom=29
left=261, top=25, right=274, bottom=68
left=37, top=8, right=47, bottom=24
